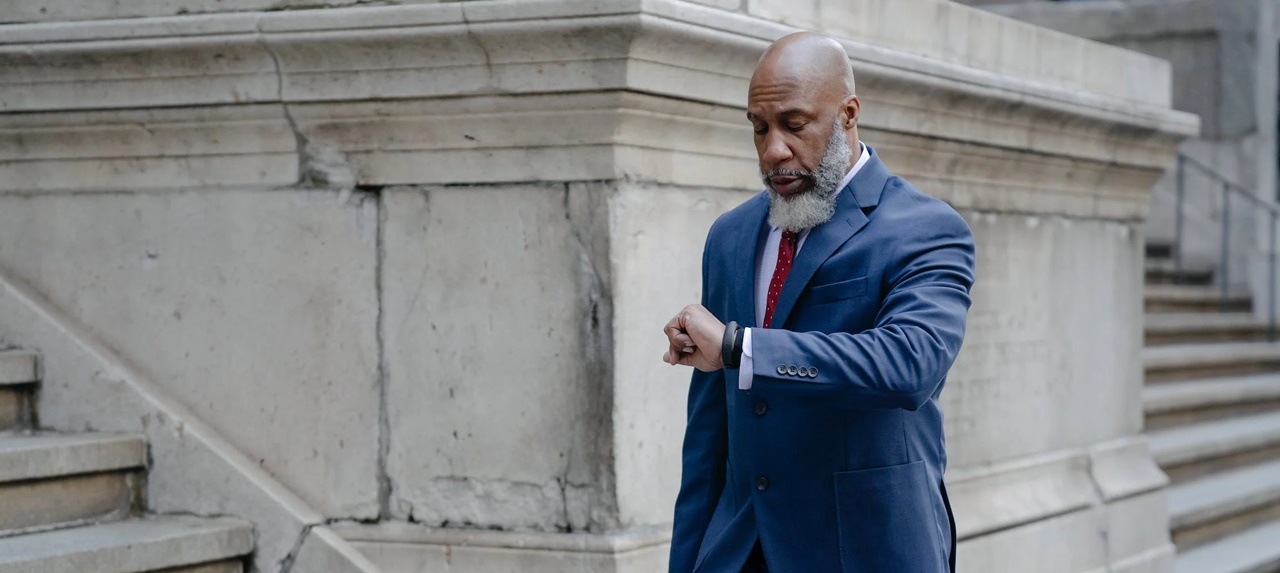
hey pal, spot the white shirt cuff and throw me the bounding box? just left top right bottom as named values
left=738, top=327, right=753, bottom=391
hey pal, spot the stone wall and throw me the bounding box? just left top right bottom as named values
left=0, top=0, right=1195, bottom=571
left=974, top=0, right=1278, bottom=293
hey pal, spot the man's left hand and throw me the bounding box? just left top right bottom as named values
left=663, top=304, right=726, bottom=372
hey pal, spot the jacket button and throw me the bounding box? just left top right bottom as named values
left=754, top=400, right=768, bottom=416
left=776, top=365, right=787, bottom=375
left=808, top=367, right=818, bottom=377
left=756, top=476, right=769, bottom=491
left=786, top=365, right=798, bottom=376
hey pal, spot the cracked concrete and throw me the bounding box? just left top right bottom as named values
left=372, top=186, right=393, bottom=523
left=257, top=27, right=357, bottom=191
left=460, top=3, right=496, bottom=82
left=379, top=183, right=621, bottom=534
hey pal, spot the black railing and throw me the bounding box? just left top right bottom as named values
left=1172, top=154, right=1278, bottom=340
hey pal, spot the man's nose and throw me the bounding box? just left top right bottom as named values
left=761, top=132, right=793, bottom=166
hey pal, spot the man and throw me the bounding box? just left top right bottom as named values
left=662, top=32, right=975, bottom=573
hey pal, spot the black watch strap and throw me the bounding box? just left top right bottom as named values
left=722, top=321, right=742, bottom=370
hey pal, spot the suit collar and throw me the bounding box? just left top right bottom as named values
left=848, top=145, right=890, bottom=211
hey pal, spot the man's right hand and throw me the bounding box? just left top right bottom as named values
left=662, top=304, right=727, bottom=372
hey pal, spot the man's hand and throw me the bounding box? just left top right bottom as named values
left=663, top=304, right=727, bottom=372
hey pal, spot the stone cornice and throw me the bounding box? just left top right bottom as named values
left=0, top=0, right=1196, bottom=129
left=0, top=0, right=1196, bottom=215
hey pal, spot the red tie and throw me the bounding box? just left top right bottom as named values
left=763, top=230, right=799, bottom=328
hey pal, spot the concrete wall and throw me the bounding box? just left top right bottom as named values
left=0, top=0, right=1195, bottom=571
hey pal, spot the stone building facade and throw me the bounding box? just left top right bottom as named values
left=0, top=1, right=1194, bottom=572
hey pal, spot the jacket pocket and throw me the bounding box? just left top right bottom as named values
left=834, top=460, right=947, bottom=573
left=807, top=276, right=868, bottom=306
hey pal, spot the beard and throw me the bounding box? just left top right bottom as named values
left=762, top=120, right=853, bottom=232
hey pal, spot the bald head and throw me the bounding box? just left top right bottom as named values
left=753, top=32, right=856, bottom=101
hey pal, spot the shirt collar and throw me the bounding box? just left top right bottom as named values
left=840, top=141, right=870, bottom=192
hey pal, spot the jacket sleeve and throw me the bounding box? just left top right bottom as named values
left=748, top=204, right=976, bottom=410
left=668, top=234, right=729, bottom=573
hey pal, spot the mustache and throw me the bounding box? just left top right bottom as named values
left=761, top=168, right=813, bottom=182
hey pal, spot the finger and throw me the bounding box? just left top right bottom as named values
left=672, top=332, right=695, bottom=348
left=664, top=321, right=687, bottom=343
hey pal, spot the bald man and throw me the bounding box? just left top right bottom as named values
left=662, top=32, right=974, bottom=573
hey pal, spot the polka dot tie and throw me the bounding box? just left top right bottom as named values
left=763, top=230, right=799, bottom=329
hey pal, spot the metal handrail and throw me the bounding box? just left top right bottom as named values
left=1172, top=153, right=1278, bottom=340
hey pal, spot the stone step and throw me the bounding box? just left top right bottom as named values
left=0, top=516, right=252, bottom=573
left=1147, top=243, right=1174, bottom=260
left=1145, top=342, right=1280, bottom=383
left=1168, top=459, right=1280, bottom=551
left=1175, top=518, right=1280, bottom=573
left=0, top=351, right=39, bottom=385
left=1147, top=285, right=1252, bottom=313
left=1146, top=313, right=1273, bottom=346
left=1146, top=259, right=1215, bottom=286
left=1145, top=373, right=1280, bottom=431
left=0, top=351, right=38, bottom=432
left=1149, top=410, right=1280, bottom=484
left=0, top=433, right=145, bottom=535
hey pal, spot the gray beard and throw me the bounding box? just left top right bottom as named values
left=764, top=121, right=853, bottom=232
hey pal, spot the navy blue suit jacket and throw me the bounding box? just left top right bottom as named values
left=670, top=148, right=975, bottom=573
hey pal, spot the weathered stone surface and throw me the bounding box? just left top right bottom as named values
left=0, top=260, right=373, bottom=573
left=1, top=0, right=393, bottom=23
left=608, top=183, right=751, bottom=526
left=382, top=185, right=616, bottom=532
left=290, top=526, right=383, bottom=573
left=0, top=190, right=381, bottom=518
left=338, top=522, right=671, bottom=573
left=944, top=213, right=1145, bottom=464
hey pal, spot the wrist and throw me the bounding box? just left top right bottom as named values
left=721, top=321, right=744, bottom=369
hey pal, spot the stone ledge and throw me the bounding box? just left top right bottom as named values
left=0, top=433, right=145, bottom=483
left=340, top=522, right=672, bottom=573
left=947, top=436, right=1168, bottom=540
left=335, top=521, right=672, bottom=554
left=1, top=91, right=1181, bottom=220
left=0, top=351, right=38, bottom=385
left=0, top=516, right=253, bottom=573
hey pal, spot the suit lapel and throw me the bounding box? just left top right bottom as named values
left=731, top=194, right=769, bottom=327
left=767, top=148, right=891, bottom=329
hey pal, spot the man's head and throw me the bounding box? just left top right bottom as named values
left=748, top=32, right=860, bottom=231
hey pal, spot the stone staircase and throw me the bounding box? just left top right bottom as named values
left=1143, top=244, right=1280, bottom=573
left=0, top=350, right=254, bottom=572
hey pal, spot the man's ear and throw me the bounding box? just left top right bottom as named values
left=843, top=95, right=861, bottom=128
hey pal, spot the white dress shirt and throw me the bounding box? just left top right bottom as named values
left=740, top=142, right=870, bottom=390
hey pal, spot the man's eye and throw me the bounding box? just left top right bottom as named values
left=788, top=123, right=806, bottom=132
left=753, top=125, right=767, bottom=135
